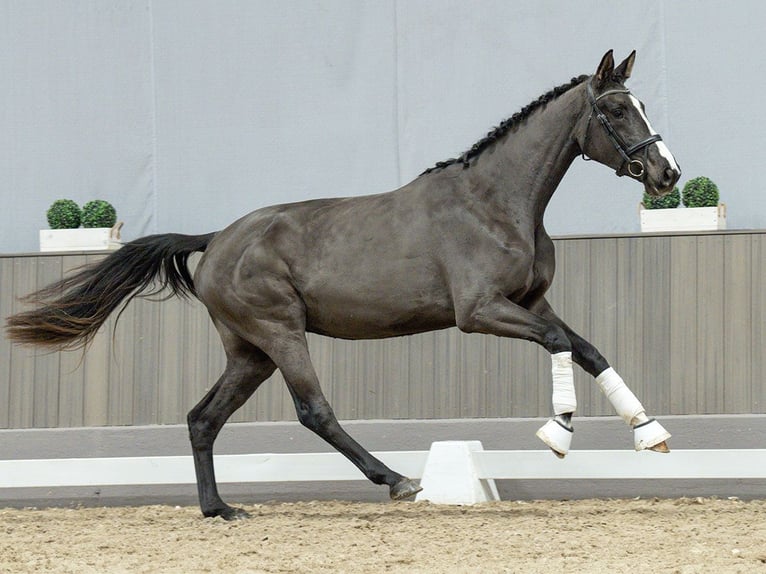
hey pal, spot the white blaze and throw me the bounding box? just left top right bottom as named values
left=628, top=95, right=680, bottom=173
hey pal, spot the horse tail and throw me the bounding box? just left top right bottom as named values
left=5, top=232, right=217, bottom=350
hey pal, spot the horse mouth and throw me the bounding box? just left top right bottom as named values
left=643, top=166, right=681, bottom=198
left=643, top=178, right=679, bottom=198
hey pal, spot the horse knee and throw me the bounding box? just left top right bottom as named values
left=543, top=325, right=571, bottom=354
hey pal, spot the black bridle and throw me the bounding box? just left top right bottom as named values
left=582, top=80, right=663, bottom=178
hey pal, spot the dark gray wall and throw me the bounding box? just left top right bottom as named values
left=2, top=1, right=765, bottom=253
left=2, top=231, right=764, bottom=430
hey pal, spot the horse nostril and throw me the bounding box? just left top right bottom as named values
left=662, top=168, right=677, bottom=187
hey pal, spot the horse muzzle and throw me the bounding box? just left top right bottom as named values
left=642, top=163, right=681, bottom=197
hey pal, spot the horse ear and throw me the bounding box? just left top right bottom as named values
left=613, top=50, right=636, bottom=83
left=594, top=50, right=615, bottom=88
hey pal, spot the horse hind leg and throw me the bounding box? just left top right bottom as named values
left=268, top=335, right=421, bottom=500
left=187, top=328, right=277, bottom=520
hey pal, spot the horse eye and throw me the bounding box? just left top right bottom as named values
left=612, top=108, right=624, bottom=119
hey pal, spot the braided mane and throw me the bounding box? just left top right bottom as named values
left=421, top=74, right=589, bottom=175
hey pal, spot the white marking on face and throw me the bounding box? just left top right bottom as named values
left=628, top=95, right=680, bottom=173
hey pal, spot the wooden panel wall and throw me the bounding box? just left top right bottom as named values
left=1, top=231, right=764, bottom=429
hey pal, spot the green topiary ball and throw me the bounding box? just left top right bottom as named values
left=81, top=200, right=117, bottom=228
left=642, top=186, right=680, bottom=210
left=682, top=176, right=719, bottom=208
left=46, top=199, right=82, bottom=229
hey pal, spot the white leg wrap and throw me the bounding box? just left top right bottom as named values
left=551, top=351, right=576, bottom=415
left=595, top=367, right=646, bottom=426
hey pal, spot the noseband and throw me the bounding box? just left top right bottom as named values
left=581, top=80, right=663, bottom=178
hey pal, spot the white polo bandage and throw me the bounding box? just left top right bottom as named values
left=551, top=351, right=576, bottom=415
left=595, top=367, right=647, bottom=425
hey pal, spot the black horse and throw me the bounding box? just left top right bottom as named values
left=7, top=50, right=680, bottom=519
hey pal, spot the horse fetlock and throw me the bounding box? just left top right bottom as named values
left=554, top=412, right=574, bottom=429
left=595, top=368, right=646, bottom=425
left=364, top=468, right=395, bottom=486
left=629, top=412, right=650, bottom=426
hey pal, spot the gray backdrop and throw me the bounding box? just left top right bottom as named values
left=1, top=1, right=764, bottom=253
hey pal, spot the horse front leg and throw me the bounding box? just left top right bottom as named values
left=455, top=293, right=577, bottom=457
left=533, top=298, right=671, bottom=453
left=535, top=350, right=578, bottom=458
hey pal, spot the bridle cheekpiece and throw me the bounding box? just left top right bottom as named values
left=581, top=79, right=663, bottom=178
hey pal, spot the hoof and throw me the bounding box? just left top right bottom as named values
left=648, top=440, right=670, bottom=453
left=536, top=418, right=573, bottom=458
left=203, top=505, right=251, bottom=521
left=549, top=447, right=566, bottom=459
left=390, top=477, right=422, bottom=500
left=633, top=418, right=671, bottom=452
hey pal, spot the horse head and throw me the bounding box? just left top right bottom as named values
left=577, top=50, right=681, bottom=197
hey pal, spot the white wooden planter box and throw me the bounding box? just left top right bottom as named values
left=639, top=204, right=726, bottom=233
left=39, top=228, right=121, bottom=252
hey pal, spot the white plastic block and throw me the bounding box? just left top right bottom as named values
left=415, top=441, right=500, bottom=505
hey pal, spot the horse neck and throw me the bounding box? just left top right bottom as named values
left=465, top=84, right=585, bottom=222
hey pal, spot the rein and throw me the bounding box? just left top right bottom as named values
left=581, top=80, right=663, bottom=178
